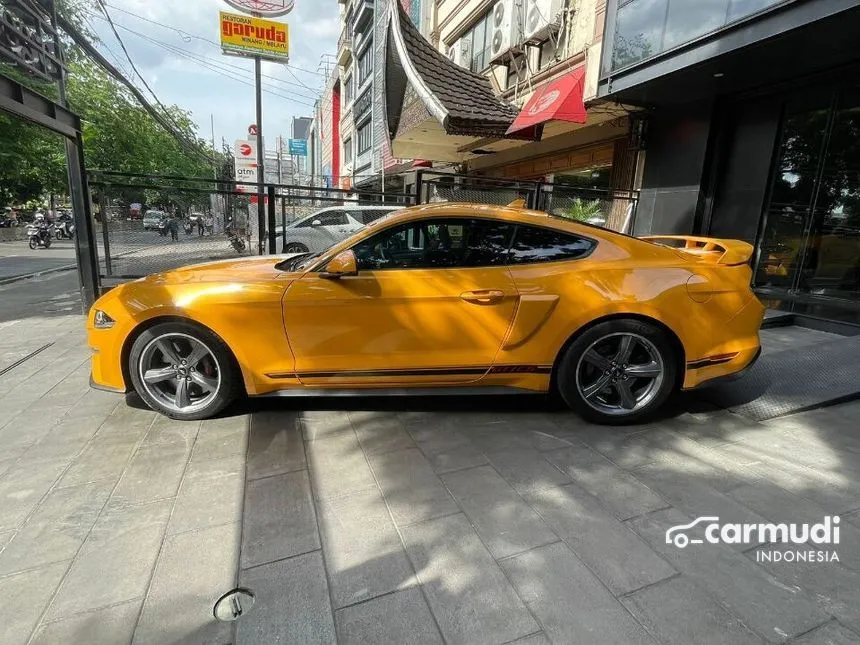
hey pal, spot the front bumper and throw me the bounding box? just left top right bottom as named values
left=89, top=372, right=127, bottom=394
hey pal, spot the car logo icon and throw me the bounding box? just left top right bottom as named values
left=239, top=144, right=252, bottom=157
left=665, top=517, right=719, bottom=548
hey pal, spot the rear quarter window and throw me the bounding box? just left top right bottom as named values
left=509, top=225, right=596, bottom=264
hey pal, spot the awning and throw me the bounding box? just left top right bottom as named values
left=506, top=67, right=587, bottom=136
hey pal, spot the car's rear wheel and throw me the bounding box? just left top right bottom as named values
left=557, top=319, right=678, bottom=425
left=283, top=242, right=309, bottom=254
left=128, top=322, right=241, bottom=420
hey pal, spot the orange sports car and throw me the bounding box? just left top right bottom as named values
left=87, top=202, right=764, bottom=424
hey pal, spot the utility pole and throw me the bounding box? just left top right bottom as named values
left=210, top=114, right=217, bottom=180
left=254, top=55, right=266, bottom=255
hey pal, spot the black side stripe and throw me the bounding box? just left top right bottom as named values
left=265, top=365, right=552, bottom=380
left=687, top=355, right=737, bottom=369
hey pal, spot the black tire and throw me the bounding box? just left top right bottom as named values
left=556, top=319, right=679, bottom=425
left=128, top=321, right=242, bottom=420
left=55, top=230, right=63, bottom=240
left=28, top=237, right=37, bottom=250
left=44, top=237, right=51, bottom=249
left=284, top=242, right=309, bottom=254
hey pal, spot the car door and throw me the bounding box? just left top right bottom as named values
left=282, top=217, right=520, bottom=386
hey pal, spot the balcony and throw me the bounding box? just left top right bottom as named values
left=337, top=26, right=353, bottom=65
left=352, top=0, right=373, bottom=32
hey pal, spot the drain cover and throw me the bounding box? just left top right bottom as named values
left=213, top=588, right=256, bottom=622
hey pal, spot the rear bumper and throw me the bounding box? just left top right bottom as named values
left=684, top=346, right=761, bottom=390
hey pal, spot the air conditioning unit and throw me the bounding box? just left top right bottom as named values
left=446, top=38, right=472, bottom=68
left=524, top=0, right=564, bottom=42
left=489, top=0, right=524, bottom=64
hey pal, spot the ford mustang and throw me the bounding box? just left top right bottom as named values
left=87, top=202, right=764, bottom=424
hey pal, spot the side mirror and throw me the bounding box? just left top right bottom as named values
left=311, top=219, right=323, bottom=227
left=320, top=250, right=358, bottom=279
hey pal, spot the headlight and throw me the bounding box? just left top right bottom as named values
left=93, top=310, right=116, bottom=329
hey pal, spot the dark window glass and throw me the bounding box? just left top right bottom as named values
left=343, top=75, right=353, bottom=103
left=612, top=0, right=667, bottom=69
left=352, top=218, right=514, bottom=270
left=357, top=121, right=372, bottom=153
left=298, top=211, right=348, bottom=227
left=663, top=0, right=729, bottom=50
left=343, top=138, right=352, bottom=164
left=727, top=0, right=782, bottom=21
left=509, top=225, right=595, bottom=264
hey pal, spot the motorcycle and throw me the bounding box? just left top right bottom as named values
left=183, top=219, right=194, bottom=235
left=55, top=220, right=75, bottom=239
left=157, top=218, right=169, bottom=237
left=226, top=225, right=246, bottom=253
left=27, top=222, right=54, bottom=249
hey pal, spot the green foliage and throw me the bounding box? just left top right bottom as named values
left=0, top=1, right=220, bottom=206
left=559, top=198, right=604, bottom=223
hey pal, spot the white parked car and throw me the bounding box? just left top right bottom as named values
left=277, top=205, right=402, bottom=254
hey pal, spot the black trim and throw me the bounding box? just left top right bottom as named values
left=686, top=346, right=762, bottom=390
left=266, top=365, right=553, bottom=380
left=686, top=354, right=738, bottom=369
left=89, top=373, right=127, bottom=394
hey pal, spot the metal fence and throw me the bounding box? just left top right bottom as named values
left=87, top=170, right=638, bottom=280
left=89, top=172, right=414, bottom=279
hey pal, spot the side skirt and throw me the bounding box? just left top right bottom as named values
left=252, top=386, right=542, bottom=398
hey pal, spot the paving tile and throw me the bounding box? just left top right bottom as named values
left=410, top=426, right=488, bottom=474
left=506, top=633, right=552, bottom=644
left=0, top=459, right=68, bottom=531
left=307, top=430, right=376, bottom=501
left=0, top=480, right=113, bottom=575
left=192, top=414, right=249, bottom=461
left=168, top=455, right=245, bottom=536
left=318, top=488, right=415, bottom=609
left=133, top=522, right=240, bottom=645
left=628, top=507, right=829, bottom=641
left=30, top=599, right=141, bottom=645
left=300, top=410, right=353, bottom=440
left=349, top=411, right=415, bottom=455
left=633, top=461, right=769, bottom=547
left=564, top=424, right=679, bottom=469
left=791, top=621, right=860, bottom=645
left=237, top=551, right=336, bottom=645
left=0, top=530, right=13, bottom=551
left=666, top=408, right=767, bottom=447
left=400, top=513, right=538, bottom=645
left=544, top=446, right=668, bottom=520
left=57, top=432, right=140, bottom=488
left=335, top=587, right=443, bottom=645
left=241, top=470, right=320, bottom=568
left=621, top=574, right=764, bottom=645
left=523, top=484, right=675, bottom=595
left=501, top=541, right=655, bottom=645
left=110, top=441, right=192, bottom=506
left=484, top=447, right=571, bottom=495
left=441, top=465, right=558, bottom=559
left=140, top=416, right=200, bottom=449
left=466, top=416, right=577, bottom=453
left=366, top=448, right=458, bottom=527
left=0, top=561, right=69, bottom=645
left=246, top=411, right=305, bottom=479
left=46, top=499, right=172, bottom=620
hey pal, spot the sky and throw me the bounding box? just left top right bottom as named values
left=85, top=0, right=338, bottom=151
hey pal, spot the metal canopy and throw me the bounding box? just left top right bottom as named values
left=0, top=73, right=80, bottom=137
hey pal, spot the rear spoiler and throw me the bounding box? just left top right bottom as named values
left=640, top=235, right=754, bottom=266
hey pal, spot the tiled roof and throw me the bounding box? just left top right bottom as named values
left=392, top=4, right=536, bottom=140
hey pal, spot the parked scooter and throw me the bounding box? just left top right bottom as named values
left=27, top=222, right=54, bottom=249
left=55, top=219, right=75, bottom=239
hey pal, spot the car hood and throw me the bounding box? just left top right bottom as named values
left=143, top=255, right=303, bottom=284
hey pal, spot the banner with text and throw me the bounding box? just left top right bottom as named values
left=220, top=11, right=290, bottom=62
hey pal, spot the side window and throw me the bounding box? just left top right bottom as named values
left=312, top=211, right=349, bottom=227
left=509, top=225, right=595, bottom=264
left=352, top=218, right=514, bottom=271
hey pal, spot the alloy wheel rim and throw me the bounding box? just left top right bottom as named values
left=139, top=333, right=221, bottom=413
left=575, top=332, right=665, bottom=416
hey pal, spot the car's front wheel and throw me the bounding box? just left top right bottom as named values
left=128, top=322, right=242, bottom=420
left=556, top=319, right=678, bottom=425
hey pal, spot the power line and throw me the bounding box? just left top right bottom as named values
left=84, top=9, right=323, bottom=101
left=56, top=12, right=214, bottom=164
left=94, top=0, right=188, bottom=135
left=101, top=2, right=329, bottom=78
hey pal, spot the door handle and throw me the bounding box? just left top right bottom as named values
left=460, top=290, right=505, bottom=304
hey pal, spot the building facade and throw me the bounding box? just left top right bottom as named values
left=597, top=0, right=860, bottom=323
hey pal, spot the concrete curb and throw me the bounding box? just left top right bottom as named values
left=0, top=263, right=77, bottom=287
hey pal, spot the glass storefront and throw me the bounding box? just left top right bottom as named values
left=755, top=89, right=860, bottom=313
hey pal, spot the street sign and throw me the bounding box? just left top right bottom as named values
left=222, top=0, right=294, bottom=17
left=288, top=139, right=308, bottom=156
left=220, top=11, right=289, bottom=63
left=235, top=164, right=258, bottom=191
left=248, top=124, right=258, bottom=137
left=234, top=139, right=258, bottom=165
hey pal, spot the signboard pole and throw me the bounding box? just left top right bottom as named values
left=254, top=55, right=265, bottom=256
